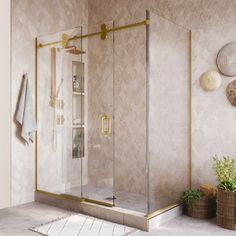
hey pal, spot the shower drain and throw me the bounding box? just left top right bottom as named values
left=104, top=196, right=116, bottom=201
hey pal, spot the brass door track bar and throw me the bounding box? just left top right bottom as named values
left=38, top=19, right=150, bottom=48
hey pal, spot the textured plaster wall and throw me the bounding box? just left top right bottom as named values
left=0, top=0, right=11, bottom=209
left=11, top=0, right=88, bottom=206
left=88, top=0, right=236, bottom=191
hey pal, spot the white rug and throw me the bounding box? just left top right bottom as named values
left=31, top=214, right=140, bottom=236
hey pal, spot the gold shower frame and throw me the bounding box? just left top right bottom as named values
left=34, top=17, right=192, bottom=218
left=37, top=20, right=150, bottom=48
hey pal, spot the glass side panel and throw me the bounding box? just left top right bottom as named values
left=82, top=21, right=114, bottom=204
left=37, top=27, right=83, bottom=198
left=148, top=11, right=190, bottom=213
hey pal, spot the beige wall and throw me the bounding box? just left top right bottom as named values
left=0, top=0, right=11, bottom=209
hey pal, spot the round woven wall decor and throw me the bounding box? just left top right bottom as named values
left=217, top=41, right=236, bottom=76
left=226, top=80, right=236, bottom=106
left=200, top=70, right=222, bottom=91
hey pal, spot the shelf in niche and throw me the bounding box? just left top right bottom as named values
left=72, top=156, right=84, bottom=159
left=72, top=92, right=84, bottom=96
left=72, top=124, right=84, bottom=128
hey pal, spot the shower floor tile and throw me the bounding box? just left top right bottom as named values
left=65, top=184, right=147, bottom=213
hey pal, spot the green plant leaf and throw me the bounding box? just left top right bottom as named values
left=212, top=155, right=236, bottom=192
left=181, top=189, right=204, bottom=203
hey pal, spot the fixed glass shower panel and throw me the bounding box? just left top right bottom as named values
left=82, top=21, right=114, bottom=205
left=37, top=27, right=84, bottom=198
left=148, top=11, right=190, bottom=213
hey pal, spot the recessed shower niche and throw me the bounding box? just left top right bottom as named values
left=35, top=10, right=191, bottom=230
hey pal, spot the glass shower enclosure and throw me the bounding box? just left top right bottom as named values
left=36, top=10, right=191, bottom=216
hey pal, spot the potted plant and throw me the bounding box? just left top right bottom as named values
left=182, top=189, right=216, bottom=218
left=213, top=155, right=236, bottom=230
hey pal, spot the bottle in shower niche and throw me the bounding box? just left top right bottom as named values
left=73, top=75, right=80, bottom=92
left=72, top=128, right=84, bottom=158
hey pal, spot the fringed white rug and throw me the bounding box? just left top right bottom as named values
left=31, top=214, right=140, bottom=236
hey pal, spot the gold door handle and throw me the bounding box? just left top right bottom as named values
left=101, top=115, right=112, bottom=135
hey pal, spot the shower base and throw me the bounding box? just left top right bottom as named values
left=65, top=185, right=147, bottom=213
left=35, top=190, right=183, bottom=231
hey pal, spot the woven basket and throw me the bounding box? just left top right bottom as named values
left=217, top=188, right=236, bottom=230
left=187, top=196, right=216, bottom=219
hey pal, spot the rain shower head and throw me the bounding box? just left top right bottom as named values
left=66, top=46, right=85, bottom=55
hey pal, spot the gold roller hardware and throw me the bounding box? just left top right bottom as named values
left=37, top=19, right=150, bottom=48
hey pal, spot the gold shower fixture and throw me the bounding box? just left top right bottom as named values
left=37, top=19, right=150, bottom=48
left=60, top=33, right=85, bottom=55
left=66, top=46, right=85, bottom=55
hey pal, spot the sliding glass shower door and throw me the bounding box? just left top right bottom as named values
left=82, top=21, right=115, bottom=205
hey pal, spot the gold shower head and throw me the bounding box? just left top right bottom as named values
left=66, top=46, right=85, bottom=55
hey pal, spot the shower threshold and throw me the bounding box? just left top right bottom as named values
left=35, top=190, right=182, bottom=231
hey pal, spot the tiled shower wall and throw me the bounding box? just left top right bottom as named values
left=88, top=0, right=236, bottom=194
left=11, top=0, right=88, bottom=206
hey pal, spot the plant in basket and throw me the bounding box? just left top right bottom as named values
left=182, top=188, right=216, bottom=219
left=213, top=155, right=236, bottom=230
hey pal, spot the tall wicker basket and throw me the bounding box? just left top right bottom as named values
left=217, top=188, right=236, bottom=230
left=187, top=196, right=216, bottom=219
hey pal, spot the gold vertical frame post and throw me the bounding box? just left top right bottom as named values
left=50, top=48, right=56, bottom=107
left=145, top=9, right=150, bottom=214
left=35, top=38, right=38, bottom=191
left=189, top=31, right=192, bottom=190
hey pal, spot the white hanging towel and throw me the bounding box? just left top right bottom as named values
left=16, top=74, right=37, bottom=144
